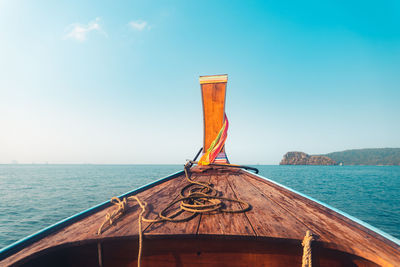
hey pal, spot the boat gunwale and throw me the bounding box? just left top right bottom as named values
left=243, top=169, right=400, bottom=247
left=0, top=170, right=185, bottom=261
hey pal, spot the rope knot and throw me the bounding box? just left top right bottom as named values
left=97, top=197, right=128, bottom=235
left=111, top=197, right=127, bottom=213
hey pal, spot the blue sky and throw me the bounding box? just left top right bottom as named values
left=0, top=0, right=399, bottom=164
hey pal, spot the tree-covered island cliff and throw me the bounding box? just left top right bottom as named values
left=280, top=148, right=400, bottom=165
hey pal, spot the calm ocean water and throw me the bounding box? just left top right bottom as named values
left=0, top=164, right=399, bottom=249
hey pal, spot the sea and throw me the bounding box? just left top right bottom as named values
left=0, top=164, right=399, bottom=249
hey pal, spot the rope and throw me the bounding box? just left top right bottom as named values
left=191, top=160, right=259, bottom=174
left=131, top=196, right=146, bottom=267
left=97, top=161, right=251, bottom=267
left=302, top=230, right=314, bottom=267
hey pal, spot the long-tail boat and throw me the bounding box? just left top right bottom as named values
left=1, top=74, right=400, bottom=266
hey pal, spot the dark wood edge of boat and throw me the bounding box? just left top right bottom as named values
left=0, top=170, right=185, bottom=261
left=9, top=234, right=371, bottom=267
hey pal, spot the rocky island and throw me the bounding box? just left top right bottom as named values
left=280, top=148, right=400, bottom=165
left=280, top=152, right=337, bottom=165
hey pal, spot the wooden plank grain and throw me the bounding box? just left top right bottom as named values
left=226, top=172, right=308, bottom=239
left=197, top=171, right=255, bottom=236
left=243, top=172, right=400, bottom=266
left=201, top=82, right=226, bottom=152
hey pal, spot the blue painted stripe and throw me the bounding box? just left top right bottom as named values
left=0, top=170, right=184, bottom=261
left=244, top=170, right=400, bottom=246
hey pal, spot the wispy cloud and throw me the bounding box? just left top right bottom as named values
left=64, top=17, right=107, bottom=42
left=129, top=20, right=150, bottom=31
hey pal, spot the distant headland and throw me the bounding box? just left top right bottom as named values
left=280, top=148, right=400, bottom=165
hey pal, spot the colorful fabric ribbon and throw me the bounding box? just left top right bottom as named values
left=198, top=114, right=229, bottom=165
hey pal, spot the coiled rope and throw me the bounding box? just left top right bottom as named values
left=97, top=160, right=252, bottom=267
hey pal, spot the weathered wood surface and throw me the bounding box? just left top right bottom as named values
left=201, top=81, right=226, bottom=152
left=1, top=168, right=400, bottom=266
left=242, top=172, right=400, bottom=266
left=197, top=173, right=254, bottom=235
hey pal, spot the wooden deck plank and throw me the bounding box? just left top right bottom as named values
left=243, top=171, right=400, bottom=266
left=241, top=172, right=339, bottom=242
left=226, top=171, right=308, bottom=239
left=197, top=171, right=255, bottom=236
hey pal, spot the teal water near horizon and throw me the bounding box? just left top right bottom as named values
left=0, top=164, right=399, bottom=249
